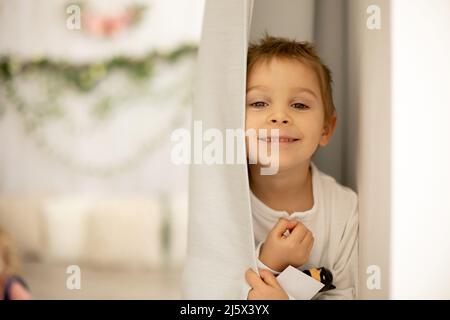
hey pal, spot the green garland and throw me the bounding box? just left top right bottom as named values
left=0, top=43, right=197, bottom=92
left=0, top=43, right=198, bottom=177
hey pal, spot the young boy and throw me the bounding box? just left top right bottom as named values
left=244, top=35, right=358, bottom=300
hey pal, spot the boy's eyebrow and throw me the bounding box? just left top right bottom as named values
left=246, top=85, right=318, bottom=99
left=246, top=85, right=269, bottom=93
left=291, top=87, right=318, bottom=99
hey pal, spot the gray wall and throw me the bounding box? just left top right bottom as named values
left=250, top=0, right=314, bottom=42
left=313, top=0, right=346, bottom=183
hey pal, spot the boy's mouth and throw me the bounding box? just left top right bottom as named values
left=258, top=136, right=300, bottom=143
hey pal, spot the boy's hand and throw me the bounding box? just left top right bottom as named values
left=259, top=218, right=314, bottom=272
left=245, top=268, right=289, bottom=300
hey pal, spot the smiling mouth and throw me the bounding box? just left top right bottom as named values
left=258, top=137, right=300, bottom=143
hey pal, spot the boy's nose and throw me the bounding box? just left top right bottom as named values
left=271, top=118, right=289, bottom=124
left=269, top=115, right=291, bottom=125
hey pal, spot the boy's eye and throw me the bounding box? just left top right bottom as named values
left=249, top=101, right=268, bottom=108
left=291, top=103, right=310, bottom=110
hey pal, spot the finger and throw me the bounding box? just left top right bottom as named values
left=281, top=220, right=298, bottom=238
left=270, top=218, right=291, bottom=238
left=306, top=237, right=314, bottom=254
left=289, top=222, right=308, bottom=243
left=285, top=219, right=299, bottom=231
left=300, top=230, right=314, bottom=249
left=258, top=269, right=281, bottom=288
left=245, top=268, right=264, bottom=289
left=247, top=289, right=255, bottom=300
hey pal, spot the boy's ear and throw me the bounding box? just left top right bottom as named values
left=319, top=114, right=337, bottom=147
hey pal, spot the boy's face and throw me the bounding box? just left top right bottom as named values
left=245, top=57, right=335, bottom=171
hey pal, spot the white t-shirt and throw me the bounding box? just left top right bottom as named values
left=250, top=162, right=359, bottom=299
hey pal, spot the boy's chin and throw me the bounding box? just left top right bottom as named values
left=271, top=160, right=302, bottom=173
left=251, top=158, right=308, bottom=174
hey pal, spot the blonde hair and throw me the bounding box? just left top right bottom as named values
left=0, top=225, right=22, bottom=277
left=247, top=34, right=336, bottom=124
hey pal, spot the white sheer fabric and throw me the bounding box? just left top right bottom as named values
left=181, top=0, right=256, bottom=300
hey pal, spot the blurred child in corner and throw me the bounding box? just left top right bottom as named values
left=0, top=226, right=32, bottom=300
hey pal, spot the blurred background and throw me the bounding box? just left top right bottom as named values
left=1, top=0, right=449, bottom=300
left=0, top=0, right=204, bottom=299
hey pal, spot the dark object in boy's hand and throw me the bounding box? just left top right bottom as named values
left=302, top=267, right=336, bottom=292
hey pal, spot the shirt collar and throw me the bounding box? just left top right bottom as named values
left=250, top=161, right=320, bottom=222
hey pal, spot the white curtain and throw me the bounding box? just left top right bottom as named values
left=181, top=0, right=256, bottom=300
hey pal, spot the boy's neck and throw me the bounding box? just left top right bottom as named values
left=248, top=160, right=313, bottom=214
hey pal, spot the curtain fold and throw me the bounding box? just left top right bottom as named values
left=181, top=0, right=256, bottom=300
